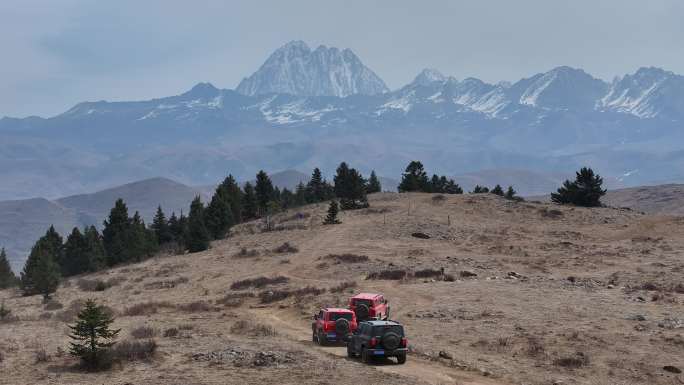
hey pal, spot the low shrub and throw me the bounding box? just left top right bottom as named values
left=216, top=292, right=254, bottom=307
left=112, top=340, right=157, bottom=361
left=230, top=320, right=277, bottom=337
left=230, top=276, right=288, bottom=290
left=526, top=337, right=545, bottom=357
left=143, top=276, right=189, bottom=290
left=554, top=352, right=589, bottom=368
left=273, top=242, right=299, bottom=254
left=234, top=248, right=260, bottom=258
left=44, top=299, right=64, bottom=311
left=258, top=286, right=325, bottom=304
left=77, top=278, right=109, bottom=292
left=163, top=328, right=178, bottom=338
left=34, top=348, right=50, bottom=363
left=325, top=254, right=369, bottom=264
left=259, top=289, right=291, bottom=304
left=367, top=270, right=407, bottom=280
left=330, top=281, right=357, bottom=293
left=130, top=326, right=156, bottom=339
left=122, top=301, right=174, bottom=317
left=414, top=268, right=444, bottom=279
left=540, top=208, right=563, bottom=218
left=176, top=301, right=214, bottom=313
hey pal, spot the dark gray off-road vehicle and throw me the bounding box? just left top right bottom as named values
left=346, top=320, right=408, bottom=364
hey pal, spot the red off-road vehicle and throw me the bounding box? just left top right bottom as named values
left=349, top=293, right=390, bottom=321
left=312, top=308, right=358, bottom=345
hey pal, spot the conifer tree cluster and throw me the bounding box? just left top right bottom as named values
left=16, top=165, right=382, bottom=298
left=551, top=167, right=606, bottom=207
left=398, top=161, right=462, bottom=194
left=470, top=184, right=519, bottom=200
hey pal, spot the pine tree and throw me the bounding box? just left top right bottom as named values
left=551, top=167, right=606, bottom=207
left=491, top=184, right=504, bottom=196
left=307, top=168, right=326, bottom=203
left=280, top=188, right=295, bottom=209
left=68, top=299, right=120, bottom=371
left=505, top=186, right=517, bottom=200
left=219, top=175, right=243, bottom=224
left=444, top=179, right=463, bottom=194
left=129, top=212, right=156, bottom=262
left=20, top=241, right=61, bottom=300
left=205, top=185, right=234, bottom=240
left=430, top=174, right=441, bottom=193
left=151, top=206, right=173, bottom=245
left=366, top=170, right=382, bottom=194
left=294, top=181, right=308, bottom=206
left=334, top=162, right=368, bottom=209
left=61, top=228, right=89, bottom=277
left=0, top=248, right=17, bottom=289
left=83, top=226, right=105, bottom=272
left=241, top=182, right=258, bottom=220
left=398, top=161, right=429, bottom=192
left=102, top=199, right=131, bottom=266
left=255, top=170, right=275, bottom=215
left=471, top=185, right=489, bottom=194
left=186, top=196, right=210, bottom=253
left=168, top=212, right=181, bottom=243
left=323, top=200, right=341, bottom=225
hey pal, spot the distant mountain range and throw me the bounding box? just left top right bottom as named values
left=2, top=40, right=684, bottom=203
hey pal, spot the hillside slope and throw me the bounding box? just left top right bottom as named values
left=1, top=193, right=682, bottom=385
left=0, top=178, right=206, bottom=272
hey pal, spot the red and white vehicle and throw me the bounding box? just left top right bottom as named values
left=348, top=293, right=390, bottom=321
left=312, top=307, right=358, bottom=345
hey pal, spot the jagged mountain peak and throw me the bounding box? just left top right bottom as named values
left=412, top=68, right=447, bottom=86
left=183, top=82, right=220, bottom=98
left=236, top=41, right=388, bottom=97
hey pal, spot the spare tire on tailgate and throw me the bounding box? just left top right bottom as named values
left=382, top=332, right=401, bottom=350
left=355, top=304, right=370, bottom=321
left=335, top=318, right=350, bottom=335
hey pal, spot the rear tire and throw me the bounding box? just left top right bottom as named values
left=312, top=330, right=317, bottom=343
left=347, top=344, right=355, bottom=358
left=362, top=348, right=371, bottom=364
left=317, top=331, right=327, bottom=346
left=396, top=354, right=407, bottom=364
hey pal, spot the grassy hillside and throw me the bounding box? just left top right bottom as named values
left=1, top=193, right=682, bottom=384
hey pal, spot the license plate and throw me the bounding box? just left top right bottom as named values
left=327, top=333, right=337, bottom=338
left=373, top=350, right=385, bottom=355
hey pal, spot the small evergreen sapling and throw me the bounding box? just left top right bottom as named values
left=323, top=200, right=341, bottom=225
left=69, top=299, right=120, bottom=371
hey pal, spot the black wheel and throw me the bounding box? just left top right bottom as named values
left=347, top=343, right=355, bottom=358
left=396, top=354, right=407, bottom=365
left=362, top=348, right=371, bottom=364
left=312, top=330, right=317, bottom=343
left=317, top=331, right=327, bottom=346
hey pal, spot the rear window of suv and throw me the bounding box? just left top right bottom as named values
left=329, top=313, right=353, bottom=321
left=372, top=325, right=404, bottom=336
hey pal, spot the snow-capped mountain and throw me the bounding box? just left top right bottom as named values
left=2, top=41, right=684, bottom=203
left=599, top=67, right=684, bottom=118
left=236, top=40, right=389, bottom=97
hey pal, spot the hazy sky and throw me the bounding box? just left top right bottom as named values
left=2, top=0, right=683, bottom=118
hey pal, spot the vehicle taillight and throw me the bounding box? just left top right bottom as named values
left=401, top=338, right=407, bottom=347
left=370, top=337, right=378, bottom=347
left=323, top=322, right=332, bottom=331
